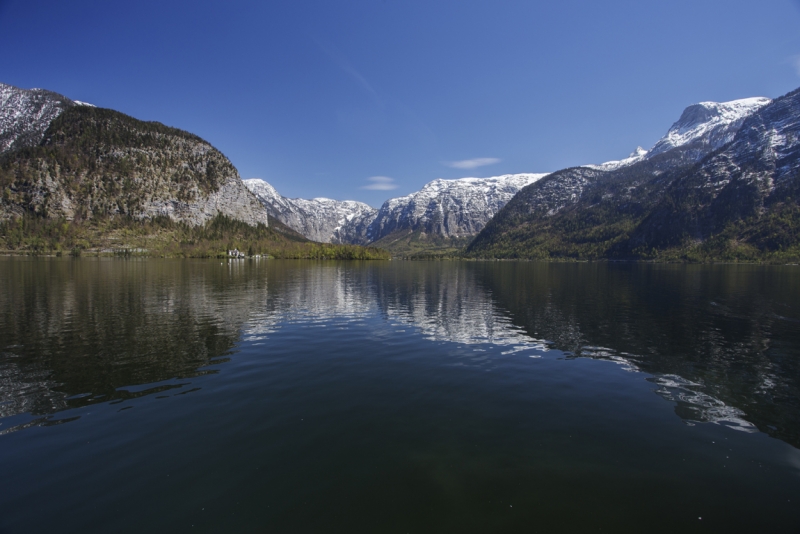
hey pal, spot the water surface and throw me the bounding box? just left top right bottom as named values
left=1, top=258, right=799, bottom=532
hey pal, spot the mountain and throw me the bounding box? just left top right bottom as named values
left=624, top=88, right=800, bottom=256
left=585, top=97, right=772, bottom=172
left=646, top=97, right=772, bottom=160
left=466, top=89, right=798, bottom=261
left=246, top=173, right=547, bottom=254
left=0, top=84, right=267, bottom=227
left=0, top=84, right=393, bottom=259
left=244, top=178, right=376, bottom=243
left=0, top=82, right=82, bottom=155
left=368, top=173, right=547, bottom=243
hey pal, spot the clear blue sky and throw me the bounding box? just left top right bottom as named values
left=1, top=0, right=799, bottom=207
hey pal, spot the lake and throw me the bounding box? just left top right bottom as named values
left=1, top=258, right=799, bottom=533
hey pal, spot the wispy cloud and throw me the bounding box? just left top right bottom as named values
left=314, top=38, right=382, bottom=106
left=445, top=157, right=501, bottom=170
left=794, top=55, right=800, bottom=76
left=361, top=176, right=397, bottom=190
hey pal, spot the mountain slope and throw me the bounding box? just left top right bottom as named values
left=245, top=173, right=547, bottom=253
left=244, top=178, right=376, bottom=243
left=368, top=174, right=547, bottom=243
left=467, top=90, right=797, bottom=261
left=623, top=87, right=800, bottom=257
left=0, top=82, right=80, bottom=155
left=585, top=97, right=771, bottom=171
left=0, top=105, right=268, bottom=227
left=646, top=97, right=772, bottom=160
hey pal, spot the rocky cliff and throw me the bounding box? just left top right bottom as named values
left=0, top=99, right=267, bottom=227
left=625, top=87, right=800, bottom=253
left=367, top=173, right=547, bottom=243
left=0, top=82, right=79, bottom=155
left=467, top=89, right=798, bottom=261
left=246, top=173, right=546, bottom=249
left=244, top=178, right=375, bottom=243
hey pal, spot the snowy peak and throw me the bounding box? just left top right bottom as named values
left=586, top=146, right=649, bottom=172
left=672, top=97, right=771, bottom=132
left=245, top=173, right=547, bottom=246
left=244, top=178, right=377, bottom=244
left=369, top=173, right=548, bottom=240
left=396, top=173, right=546, bottom=203
left=243, top=178, right=282, bottom=202
left=647, top=96, right=771, bottom=158
left=586, top=97, right=771, bottom=172
left=0, top=82, right=76, bottom=154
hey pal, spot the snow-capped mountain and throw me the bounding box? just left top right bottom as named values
left=586, top=96, right=771, bottom=171
left=252, top=95, right=770, bottom=249
left=647, top=97, right=772, bottom=158
left=467, top=86, right=800, bottom=260
left=627, top=87, right=800, bottom=250
left=246, top=174, right=546, bottom=246
left=244, top=179, right=376, bottom=243
left=0, top=82, right=81, bottom=154
left=486, top=95, right=776, bottom=224
left=586, top=147, right=648, bottom=172
left=367, top=173, right=547, bottom=242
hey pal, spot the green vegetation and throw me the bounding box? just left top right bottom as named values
left=464, top=142, right=800, bottom=263
left=0, top=105, right=389, bottom=260
left=462, top=195, right=800, bottom=264
left=370, top=228, right=471, bottom=259
left=630, top=199, right=800, bottom=263
left=0, top=105, right=238, bottom=220
left=0, top=213, right=391, bottom=260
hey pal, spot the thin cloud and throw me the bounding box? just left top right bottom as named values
left=361, top=176, right=397, bottom=190
left=314, top=38, right=382, bottom=106
left=795, top=55, right=800, bottom=76
left=446, top=157, right=501, bottom=170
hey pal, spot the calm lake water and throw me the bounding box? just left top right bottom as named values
left=1, top=258, right=799, bottom=533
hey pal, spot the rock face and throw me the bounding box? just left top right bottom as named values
left=467, top=88, right=798, bottom=259
left=358, top=96, right=769, bottom=248
left=0, top=94, right=267, bottom=227
left=246, top=174, right=545, bottom=246
left=627, top=87, right=800, bottom=251
left=244, top=179, right=375, bottom=243
left=520, top=95, right=774, bottom=219
left=367, top=174, right=548, bottom=243
left=0, top=82, right=80, bottom=155
left=646, top=97, right=773, bottom=159
left=585, top=97, right=772, bottom=172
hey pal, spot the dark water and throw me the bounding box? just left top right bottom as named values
left=1, top=258, right=799, bottom=533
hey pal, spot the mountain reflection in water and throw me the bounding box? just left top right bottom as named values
left=0, top=258, right=798, bottom=447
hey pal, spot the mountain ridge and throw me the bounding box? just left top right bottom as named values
left=466, top=86, right=800, bottom=261
left=3, top=79, right=796, bottom=261
left=246, top=173, right=547, bottom=253
left=244, top=178, right=376, bottom=244
left=0, top=87, right=268, bottom=228
left=0, top=82, right=77, bottom=155
left=247, top=93, right=774, bottom=254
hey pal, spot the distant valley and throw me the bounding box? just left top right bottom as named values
left=245, top=172, right=546, bottom=255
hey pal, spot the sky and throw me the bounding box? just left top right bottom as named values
left=1, top=0, right=800, bottom=207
